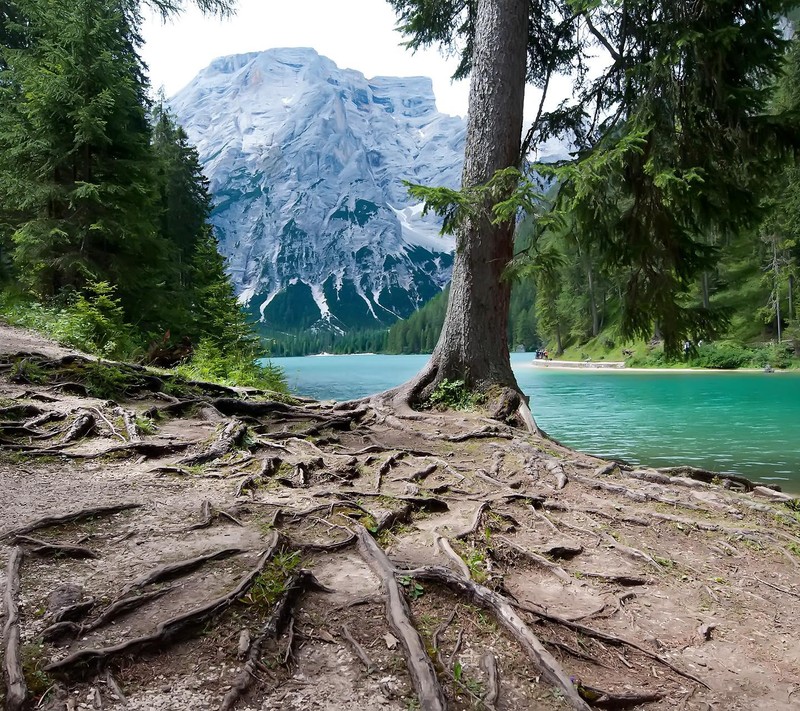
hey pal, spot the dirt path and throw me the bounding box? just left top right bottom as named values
left=1, top=322, right=798, bottom=711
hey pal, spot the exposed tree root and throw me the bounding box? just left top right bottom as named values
left=512, top=602, right=710, bottom=689
left=433, top=532, right=471, bottom=579
left=219, top=568, right=323, bottom=711
left=13, top=534, right=98, bottom=559
left=45, top=533, right=281, bottom=676
left=80, top=586, right=179, bottom=636
left=404, top=565, right=591, bottom=710
left=354, top=526, right=447, bottom=711
left=455, top=502, right=491, bottom=540
left=494, top=535, right=572, bottom=583
left=576, top=684, right=665, bottom=709
left=341, top=624, right=374, bottom=671
left=2, top=504, right=142, bottom=541
left=3, top=547, right=27, bottom=711
left=124, top=548, right=244, bottom=591
left=179, top=419, right=248, bottom=466
left=481, top=652, right=500, bottom=708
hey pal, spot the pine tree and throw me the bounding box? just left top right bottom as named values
left=0, top=0, right=165, bottom=322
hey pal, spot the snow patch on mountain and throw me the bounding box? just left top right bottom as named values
left=171, top=47, right=465, bottom=332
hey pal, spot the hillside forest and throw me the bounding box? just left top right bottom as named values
left=273, top=20, right=800, bottom=367
left=0, top=0, right=284, bottom=389
left=1, top=1, right=800, bottom=372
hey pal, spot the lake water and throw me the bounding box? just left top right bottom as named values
left=267, top=353, right=800, bottom=493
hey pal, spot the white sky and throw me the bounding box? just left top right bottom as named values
left=140, top=0, right=472, bottom=117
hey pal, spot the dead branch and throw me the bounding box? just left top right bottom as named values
left=46, top=533, right=281, bottom=676
left=482, top=652, right=500, bottom=708
left=354, top=526, right=447, bottom=711
left=219, top=569, right=323, bottom=711
left=341, top=624, right=373, bottom=671
left=3, top=547, right=27, bottom=711
left=405, top=565, right=590, bottom=710
left=2, top=503, right=142, bottom=541
left=13, top=534, right=98, bottom=559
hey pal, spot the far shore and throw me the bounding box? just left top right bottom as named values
left=529, top=358, right=790, bottom=373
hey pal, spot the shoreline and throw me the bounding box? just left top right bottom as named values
left=528, top=358, right=793, bottom=373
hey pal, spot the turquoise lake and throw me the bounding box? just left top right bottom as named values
left=267, top=353, right=800, bottom=493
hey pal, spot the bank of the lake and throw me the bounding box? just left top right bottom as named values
left=268, top=352, right=800, bottom=493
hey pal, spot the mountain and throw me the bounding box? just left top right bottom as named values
left=170, top=47, right=466, bottom=334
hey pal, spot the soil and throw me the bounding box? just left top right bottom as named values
left=1, top=322, right=798, bottom=711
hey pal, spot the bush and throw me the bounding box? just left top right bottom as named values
left=176, top=339, right=287, bottom=393
left=689, top=341, right=751, bottom=369
left=749, top=343, right=793, bottom=369
left=0, top=282, right=138, bottom=359
left=428, top=378, right=484, bottom=411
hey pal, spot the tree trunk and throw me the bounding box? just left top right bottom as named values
left=399, top=0, right=529, bottom=407
left=587, top=264, right=599, bottom=337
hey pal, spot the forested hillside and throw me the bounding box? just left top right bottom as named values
left=0, top=0, right=283, bottom=389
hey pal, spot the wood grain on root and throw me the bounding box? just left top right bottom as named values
left=405, top=565, right=591, bottom=710
left=2, top=503, right=142, bottom=541
left=124, top=548, right=244, bottom=591
left=3, top=547, right=27, bottom=711
left=354, top=526, right=446, bottom=711
left=45, top=533, right=281, bottom=676
left=513, top=602, right=710, bottom=689
left=219, top=569, right=321, bottom=711
left=12, top=534, right=98, bottom=559
left=178, top=419, right=248, bottom=466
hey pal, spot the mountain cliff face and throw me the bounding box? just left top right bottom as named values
left=171, top=48, right=465, bottom=333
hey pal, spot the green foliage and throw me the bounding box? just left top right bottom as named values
left=21, top=642, right=51, bottom=700
left=0, top=1, right=279, bottom=390
left=427, top=378, right=483, bottom=411
left=176, top=339, right=286, bottom=393
left=239, top=551, right=302, bottom=609
left=398, top=575, right=425, bottom=600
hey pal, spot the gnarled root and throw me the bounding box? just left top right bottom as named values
left=219, top=568, right=324, bottom=711
left=3, top=547, right=27, bottom=711
left=354, top=526, right=447, bottom=711
left=403, top=564, right=591, bottom=710
left=46, top=533, right=282, bottom=677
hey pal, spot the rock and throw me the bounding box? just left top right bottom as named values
left=47, top=583, right=84, bottom=612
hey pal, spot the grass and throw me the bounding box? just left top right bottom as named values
left=239, top=550, right=302, bottom=610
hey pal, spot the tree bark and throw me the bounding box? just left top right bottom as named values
left=397, top=0, right=529, bottom=408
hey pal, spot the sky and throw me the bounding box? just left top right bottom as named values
left=140, top=0, right=472, bottom=117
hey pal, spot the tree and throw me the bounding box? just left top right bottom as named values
left=0, top=0, right=165, bottom=319
left=386, top=0, right=796, bottom=425
left=384, top=0, right=534, bottom=423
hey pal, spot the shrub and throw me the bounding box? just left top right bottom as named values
left=428, top=378, right=484, bottom=411
left=176, top=339, right=287, bottom=392
left=689, top=341, right=751, bottom=369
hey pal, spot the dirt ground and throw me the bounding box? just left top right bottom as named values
left=1, top=322, right=799, bottom=711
